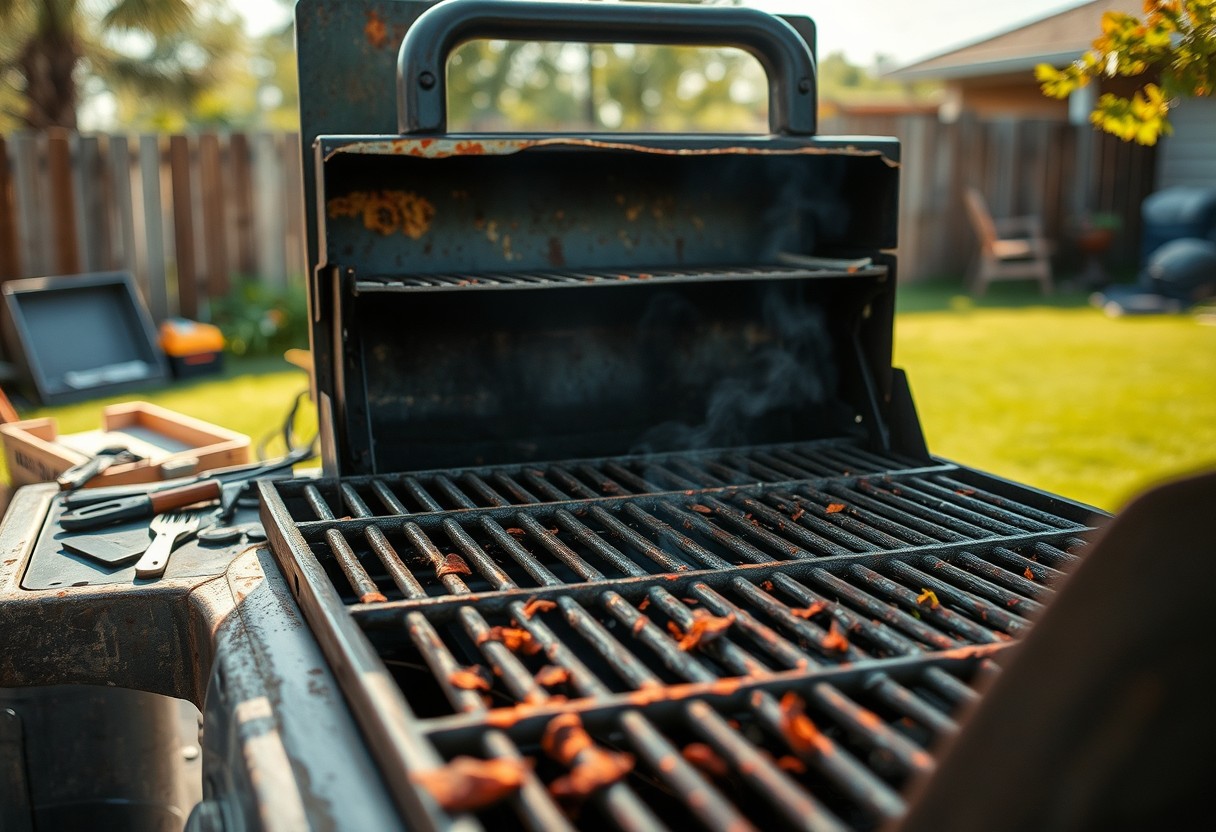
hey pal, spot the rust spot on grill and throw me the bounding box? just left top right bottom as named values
left=1023, top=567, right=1035, bottom=581
left=327, top=190, right=435, bottom=238
left=449, top=666, right=492, bottom=692
left=637, top=597, right=650, bottom=611
left=825, top=503, right=846, bottom=514
left=437, top=553, right=472, bottom=577
left=855, top=708, right=883, bottom=730
left=791, top=507, right=805, bottom=522
left=821, top=620, right=850, bottom=653
left=776, top=755, right=807, bottom=774
left=454, top=140, right=486, bottom=155
left=690, top=504, right=713, bottom=514
left=547, top=237, right=566, bottom=267
left=359, top=591, right=387, bottom=604
left=542, top=717, right=635, bottom=802
left=682, top=743, right=729, bottom=779
left=780, top=692, right=831, bottom=756
left=522, top=598, right=557, bottom=618
left=668, top=610, right=735, bottom=651
left=410, top=756, right=528, bottom=812
left=542, top=713, right=593, bottom=765
left=790, top=601, right=826, bottom=619
left=632, top=615, right=649, bottom=635
left=709, top=678, right=742, bottom=696
left=936, top=643, right=1007, bottom=661
left=535, top=665, right=570, bottom=687
left=478, top=626, right=542, bottom=655
left=364, top=11, right=388, bottom=49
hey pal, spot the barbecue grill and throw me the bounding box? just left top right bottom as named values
left=8, top=0, right=1183, bottom=830
left=263, top=0, right=1104, bottom=829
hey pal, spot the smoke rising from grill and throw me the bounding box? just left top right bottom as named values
left=631, top=286, right=836, bottom=454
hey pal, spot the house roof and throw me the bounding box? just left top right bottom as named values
left=889, top=0, right=1143, bottom=81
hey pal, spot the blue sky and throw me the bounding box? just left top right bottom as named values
left=243, top=0, right=1096, bottom=65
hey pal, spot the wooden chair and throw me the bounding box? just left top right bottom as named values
left=963, top=187, right=1053, bottom=295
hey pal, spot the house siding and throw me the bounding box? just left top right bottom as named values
left=1157, top=98, right=1216, bottom=189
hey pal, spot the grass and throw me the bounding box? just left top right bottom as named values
left=4, top=278, right=1213, bottom=513
left=894, top=279, right=1216, bottom=512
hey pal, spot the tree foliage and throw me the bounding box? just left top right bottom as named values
left=0, top=0, right=247, bottom=130
left=1036, top=1, right=1216, bottom=145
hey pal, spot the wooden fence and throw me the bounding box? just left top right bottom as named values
left=0, top=119, right=1157, bottom=319
left=821, top=113, right=1158, bottom=280
left=0, top=129, right=306, bottom=323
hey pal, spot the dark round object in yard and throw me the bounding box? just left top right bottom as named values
left=1141, top=186, right=1216, bottom=260
left=1144, top=237, right=1216, bottom=302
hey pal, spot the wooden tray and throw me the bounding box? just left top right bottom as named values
left=1, top=402, right=250, bottom=488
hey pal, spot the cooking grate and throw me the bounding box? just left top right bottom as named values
left=272, top=439, right=932, bottom=523
left=261, top=440, right=1096, bottom=830
left=354, top=263, right=886, bottom=293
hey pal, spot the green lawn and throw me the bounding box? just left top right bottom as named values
left=894, top=281, right=1216, bottom=512
left=4, top=282, right=1213, bottom=514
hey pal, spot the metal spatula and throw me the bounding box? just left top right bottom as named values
left=134, top=511, right=203, bottom=580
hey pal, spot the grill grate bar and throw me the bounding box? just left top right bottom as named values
left=371, top=480, right=410, bottom=515
left=792, top=570, right=958, bottom=651
left=457, top=473, right=510, bottom=507
left=403, top=477, right=445, bottom=512
left=921, top=666, right=983, bottom=708
left=844, top=564, right=1000, bottom=644
left=983, top=546, right=1069, bottom=585
left=341, top=483, right=372, bottom=518
left=807, top=682, right=934, bottom=778
left=935, top=550, right=1052, bottom=600
left=326, top=528, right=384, bottom=603
left=734, top=495, right=863, bottom=555
left=920, top=477, right=1073, bottom=532
left=854, top=479, right=998, bottom=539
left=755, top=574, right=922, bottom=658
left=825, top=483, right=971, bottom=544
left=746, top=689, right=906, bottom=822
left=881, top=560, right=1035, bottom=635
left=304, top=484, right=336, bottom=520
left=658, top=502, right=792, bottom=565
left=773, top=447, right=842, bottom=477
left=368, top=526, right=427, bottom=599
left=1032, top=540, right=1084, bottom=567
left=912, top=553, right=1050, bottom=611
left=870, top=479, right=1030, bottom=537
left=481, top=731, right=578, bottom=832
left=618, top=710, right=761, bottom=832
left=792, top=486, right=941, bottom=547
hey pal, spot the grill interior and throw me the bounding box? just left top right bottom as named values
left=261, top=439, right=1097, bottom=830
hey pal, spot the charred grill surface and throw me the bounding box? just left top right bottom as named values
left=261, top=440, right=1097, bottom=830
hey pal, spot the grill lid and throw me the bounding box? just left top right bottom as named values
left=300, top=0, right=907, bottom=478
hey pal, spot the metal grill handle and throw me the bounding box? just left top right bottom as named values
left=396, top=0, right=818, bottom=136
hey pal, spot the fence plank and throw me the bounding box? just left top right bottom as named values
left=198, top=132, right=229, bottom=305
left=253, top=132, right=286, bottom=286
left=169, top=134, right=198, bottom=319
left=76, top=134, right=107, bottom=271
left=137, top=135, right=169, bottom=321
left=46, top=130, right=80, bottom=274
left=108, top=135, right=137, bottom=273
left=0, top=137, right=20, bottom=281
left=228, top=132, right=257, bottom=278
left=282, top=131, right=306, bottom=284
